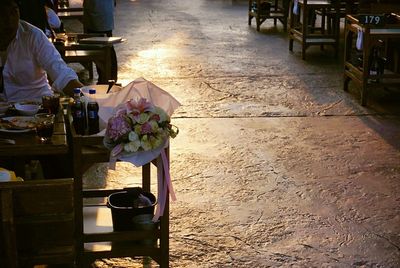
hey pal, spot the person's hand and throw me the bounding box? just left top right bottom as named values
left=63, top=79, right=84, bottom=97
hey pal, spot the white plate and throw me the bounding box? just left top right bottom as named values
left=0, top=116, right=35, bottom=133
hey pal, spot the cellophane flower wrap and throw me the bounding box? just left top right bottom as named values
left=99, top=78, right=181, bottom=222
left=104, top=97, right=178, bottom=162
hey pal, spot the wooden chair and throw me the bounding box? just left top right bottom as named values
left=342, top=2, right=400, bottom=105
left=66, top=107, right=170, bottom=267
left=288, top=0, right=341, bottom=60
left=248, top=0, right=289, bottom=31
left=0, top=178, right=77, bottom=267
left=316, top=1, right=359, bottom=35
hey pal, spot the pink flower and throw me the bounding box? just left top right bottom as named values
left=150, top=113, right=160, bottom=122
left=126, top=98, right=154, bottom=114
left=140, top=122, right=152, bottom=134
left=125, top=98, right=155, bottom=123
left=105, top=114, right=131, bottom=141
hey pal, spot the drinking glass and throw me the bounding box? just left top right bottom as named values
left=42, top=94, right=60, bottom=115
left=35, top=113, right=55, bottom=143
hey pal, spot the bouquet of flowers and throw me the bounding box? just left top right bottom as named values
left=104, top=97, right=178, bottom=160
left=98, top=78, right=180, bottom=221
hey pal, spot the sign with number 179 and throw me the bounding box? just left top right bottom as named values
left=358, top=14, right=385, bottom=26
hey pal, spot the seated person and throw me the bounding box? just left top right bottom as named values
left=83, top=0, right=118, bottom=84
left=0, top=0, right=83, bottom=103
left=45, top=0, right=63, bottom=38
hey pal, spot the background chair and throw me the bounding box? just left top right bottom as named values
left=288, top=0, right=341, bottom=60
left=0, top=178, right=77, bottom=268
left=248, top=0, right=289, bottom=31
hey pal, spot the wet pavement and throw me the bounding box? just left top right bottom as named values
left=64, top=0, right=400, bottom=267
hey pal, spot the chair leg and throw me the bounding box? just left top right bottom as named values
left=289, top=38, right=294, bottom=51
left=248, top=0, right=252, bottom=25
left=81, top=62, right=94, bottom=80
left=283, top=18, right=288, bottom=32
left=88, top=62, right=94, bottom=80
left=361, top=82, right=368, bottom=106
left=343, top=75, right=350, bottom=91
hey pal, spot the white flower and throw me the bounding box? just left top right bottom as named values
left=141, top=135, right=152, bottom=151
left=134, top=124, right=142, bottom=135
left=150, top=135, right=163, bottom=149
left=137, top=113, right=150, bottom=124
left=128, top=131, right=139, bottom=142
left=149, top=120, right=159, bottom=132
left=124, top=140, right=141, bottom=152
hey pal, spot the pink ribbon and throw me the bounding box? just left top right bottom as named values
left=108, top=156, right=117, bottom=170
left=152, top=150, right=176, bottom=222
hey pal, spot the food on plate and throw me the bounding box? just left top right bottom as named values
left=0, top=117, right=36, bottom=130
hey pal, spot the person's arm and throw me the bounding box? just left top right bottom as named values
left=63, top=79, right=83, bottom=97
left=31, top=26, right=82, bottom=95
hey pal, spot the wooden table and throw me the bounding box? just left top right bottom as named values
left=57, top=6, right=83, bottom=12
left=0, top=110, right=69, bottom=178
left=56, top=35, right=124, bottom=83
left=57, top=10, right=84, bottom=21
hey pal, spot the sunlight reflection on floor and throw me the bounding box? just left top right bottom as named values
left=118, top=34, right=190, bottom=85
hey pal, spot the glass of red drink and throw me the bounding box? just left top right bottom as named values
left=42, top=94, right=60, bottom=115
left=35, top=113, right=55, bottom=143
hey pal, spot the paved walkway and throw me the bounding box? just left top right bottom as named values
left=65, top=0, right=400, bottom=267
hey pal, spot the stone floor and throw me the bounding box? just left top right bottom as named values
left=64, top=0, right=400, bottom=267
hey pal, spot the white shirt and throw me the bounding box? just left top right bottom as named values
left=1, top=20, right=78, bottom=102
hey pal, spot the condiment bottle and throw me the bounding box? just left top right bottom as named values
left=87, top=88, right=99, bottom=135
left=71, top=88, right=86, bottom=135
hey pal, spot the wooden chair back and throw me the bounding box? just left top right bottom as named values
left=0, top=178, right=76, bottom=267
left=65, top=108, right=110, bottom=182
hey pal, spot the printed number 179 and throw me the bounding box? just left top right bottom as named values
left=364, top=15, right=380, bottom=25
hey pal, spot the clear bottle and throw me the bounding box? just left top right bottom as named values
left=87, top=88, right=99, bottom=135
left=71, top=88, right=86, bottom=135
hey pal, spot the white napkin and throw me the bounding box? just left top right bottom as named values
left=68, top=0, right=83, bottom=8
left=293, top=0, right=299, bottom=15
left=356, top=28, right=363, bottom=51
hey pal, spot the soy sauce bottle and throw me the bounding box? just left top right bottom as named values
left=71, top=88, right=86, bottom=135
left=87, top=88, right=99, bottom=135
